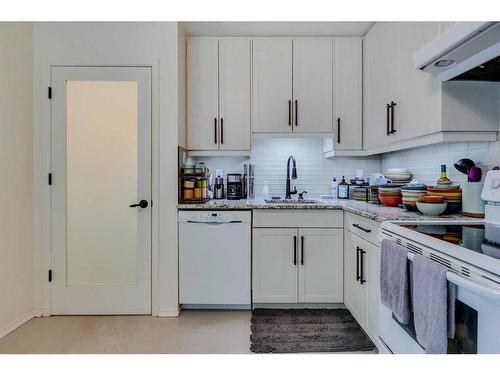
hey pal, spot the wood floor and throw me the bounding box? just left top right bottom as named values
left=0, top=310, right=252, bottom=354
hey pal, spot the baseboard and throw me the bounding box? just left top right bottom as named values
left=252, top=303, right=345, bottom=309
left=0, top=310, right=35, bottom=339
left=158, top=306, right=181, bottom=317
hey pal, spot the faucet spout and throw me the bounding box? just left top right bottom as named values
left=285, top=155, right=298, bottom=199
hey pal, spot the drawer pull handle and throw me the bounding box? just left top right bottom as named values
left=352, top=223, right=371, bottom=233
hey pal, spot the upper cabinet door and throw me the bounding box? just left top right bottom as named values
left=334, top=38, right=362, bottom=150
left=252, top=39, right=293, bottom=133
left=187, top=39, right=219, bottom=150
left=394, top=22, right=442, bottom=141
left=219, top=39, right=251, bottom=150
left=363, top=22, right=397, bottom=150
left=293, top=39, right=333, bottom=133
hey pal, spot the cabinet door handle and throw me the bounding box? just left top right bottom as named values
left=295, top=100, right=298, bottom=126
left=301, top=235, right=304, bottom=265
left=356, top=246, right=360, bottom=281
left=293, top=235, right=297, bottom=266
left=221, top=118, right=224, bottom=144
left=360, top=249, right=366, bottom=284
left=352, top=223, right=371, bottom=233
left=288, top=100, right=292, bottom=126
left=214, top=118, right=218, bottom=144
left=337, top=117, right=341, bottom=143
left=386, top=103, right=391, bottom=136
left=390, top=101, right=397, bottom=134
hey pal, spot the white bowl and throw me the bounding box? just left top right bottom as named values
left=416, top=201, right=447, bottom=216
left=385, top=168, right=410, bottom=173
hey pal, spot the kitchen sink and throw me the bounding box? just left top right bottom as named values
left=264, top=199, right=319, bottom=204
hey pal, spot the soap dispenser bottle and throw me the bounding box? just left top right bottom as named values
left=338, top=176, right=349, bottom=199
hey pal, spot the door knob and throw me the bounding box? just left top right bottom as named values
left=129, top=200, right=149, bottom=209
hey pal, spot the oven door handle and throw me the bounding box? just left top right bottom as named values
left=406, top=252, right=500, bottom=303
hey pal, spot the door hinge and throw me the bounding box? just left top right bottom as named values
left=48, top=269, right=52, bottom=282
left=48, top=86, right=52, bottom=99
left=48, top=173, right=52, bottom=185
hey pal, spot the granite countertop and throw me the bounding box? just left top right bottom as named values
left=177, top=198, right=479, bottom=223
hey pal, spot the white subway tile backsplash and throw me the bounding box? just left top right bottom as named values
left=382, top=141, right=500, bottom=185
left=188, top=138, right=498, bottom=197
left=189, top=138, right=381, bottom=198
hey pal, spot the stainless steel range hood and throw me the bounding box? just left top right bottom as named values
left=413, top=22, right=500, bottom=82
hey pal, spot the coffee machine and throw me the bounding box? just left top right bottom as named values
left=227, top=174, right=243, bottom=200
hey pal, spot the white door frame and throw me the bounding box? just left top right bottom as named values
left=34, top=60, right=161, bottom=317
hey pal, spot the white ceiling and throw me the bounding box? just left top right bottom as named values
left=180, top=22, right=374, bottom=37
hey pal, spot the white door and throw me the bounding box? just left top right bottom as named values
left=363, top=22, right=397, bottom=149
left=219, top=39, right=251, bottom=150
left=292, top=39, right=333, bottom=133
left=187, top=39, right=219, bottom=150
left=334, top=38, right=362, bottom=150
left=51, top=66, right=152, bottom=314
left=298, top=228, right=343, bottom=303
left=252, top=39, right=293, bottom=133
left=252, top=228, right=298, bottom=303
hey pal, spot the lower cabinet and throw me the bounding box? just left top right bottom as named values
left=344, top=222, right=381, bottom=344
left=253, top=227, right=343, bottom=303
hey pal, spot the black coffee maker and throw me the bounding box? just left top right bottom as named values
left=226, top=174, right=243, bottom=200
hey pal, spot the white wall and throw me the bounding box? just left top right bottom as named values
left=382, top=141, right=500, bottom=185
left=0, top=22, right=34, bottom=337
left=190, top=138, right=381, bottom=197
left=33, top=22, right=180, bottom=316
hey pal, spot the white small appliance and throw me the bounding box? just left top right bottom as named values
left=379, top=170, right=500, bottom=353
left=178, top=210, right=251, bottom=309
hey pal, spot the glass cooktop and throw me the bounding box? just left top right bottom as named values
left=399, top=223, right=500, bottom=260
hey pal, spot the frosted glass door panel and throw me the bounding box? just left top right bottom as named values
left=66, top=81, right=138, bottom=286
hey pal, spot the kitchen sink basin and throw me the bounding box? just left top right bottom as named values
left=264, top=199, right=319, bottom=204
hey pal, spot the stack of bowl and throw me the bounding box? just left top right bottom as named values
left=427, top=185, right=462, bottom=214
left=401, top=183, right=428, bottom=211
left=378, top=184, right=403, bottom=207
left=416, top=195, right=448, bottom=216
left=383, top=168, right=412, bottom=184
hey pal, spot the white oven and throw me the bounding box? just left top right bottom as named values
left=379, top=221, right=500, bottom=354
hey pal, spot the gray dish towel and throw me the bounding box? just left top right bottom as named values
left=412, top=254, right=456, bottom=354
left=380, top=239, right=410, bottom=324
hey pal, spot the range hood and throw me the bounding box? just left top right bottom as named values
left=413, top=22, right=500, bottom=81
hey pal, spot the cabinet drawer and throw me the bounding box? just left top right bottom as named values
left=345, top=212, right=380, bottom=245
left=253, top=209, right=343, bottom=228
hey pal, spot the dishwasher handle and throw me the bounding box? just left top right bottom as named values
left=186, top=220, right=243, bottom=224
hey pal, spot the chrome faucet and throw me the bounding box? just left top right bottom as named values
left=285, top=155, right=298, bottom=199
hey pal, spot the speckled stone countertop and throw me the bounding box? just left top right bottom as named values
left=177, top=198, right=479, bottom=223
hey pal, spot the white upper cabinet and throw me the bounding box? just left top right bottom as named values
left=187, top=38, right=251, bottom=152
left=394, top=22, right=442, bottom=141
left=293, top=39, right=333, bottom=133
left=363, top=22, right=396, bottom=150
left=219, top=39, right=251, bottom=150
left=187, top=39, right=219, bottom=150
left=253, top=38, right=338, bottom=135
left=334, top=38, right=362, bottom=150
left=252, top=39, right=293, bottom=133
left=363, top=22, right=499, bottom=154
